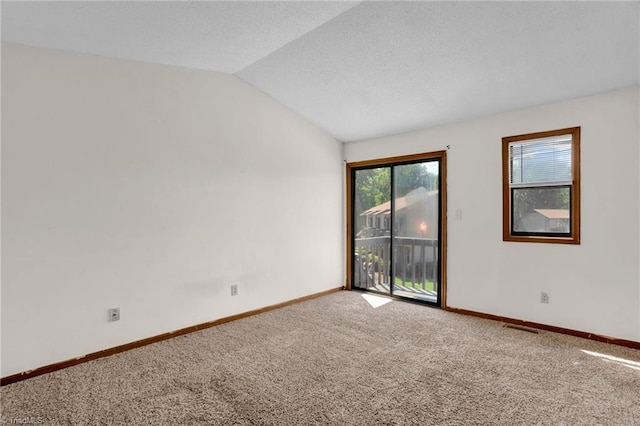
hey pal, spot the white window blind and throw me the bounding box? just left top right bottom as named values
left=509, top=135, right=572, bottom=186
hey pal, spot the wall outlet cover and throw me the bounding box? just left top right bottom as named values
left=108, top=307, right=120, bottom=322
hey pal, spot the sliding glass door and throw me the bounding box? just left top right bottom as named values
left=351, top=155, right=443, bottom=306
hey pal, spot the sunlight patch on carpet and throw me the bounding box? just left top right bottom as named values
left=581, top=349, right=640, bottom=371
left=361, top=293, right=393, bottom=308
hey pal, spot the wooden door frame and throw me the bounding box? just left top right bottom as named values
left=346, top=151, right=448, bottom=308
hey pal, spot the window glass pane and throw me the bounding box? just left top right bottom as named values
left=353, top=167, right=391, bottom=290
left=392, top=161, right=439, bottom=303
left=512, top=187, right=570, bottom=234
left=354, top=167, right=390, bottom=237
left=510, top=135, right=572, bottom=185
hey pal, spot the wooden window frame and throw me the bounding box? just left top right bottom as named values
left=502, top=126, right=581, bottom=244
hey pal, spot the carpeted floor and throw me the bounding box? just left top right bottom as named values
left=2, top=290, right=640, bottom=425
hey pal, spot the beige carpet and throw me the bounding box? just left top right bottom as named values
left=2, top=290, right=640, bottom=425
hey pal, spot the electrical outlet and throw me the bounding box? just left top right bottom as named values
left=108, top=307, right=120, bottom=322
left=540, top=292, right=549, bottom=304
left=230, top=284, right=238, bottom=296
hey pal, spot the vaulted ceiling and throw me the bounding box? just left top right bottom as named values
left=2, top=1, right=639, bottom=142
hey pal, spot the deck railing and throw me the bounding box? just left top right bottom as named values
left=354, top=236, right=438, bottom=290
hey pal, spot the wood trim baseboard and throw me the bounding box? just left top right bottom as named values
left=444, top=306, right=640, bottom=350
left=1, top=287, right=344, bottom=386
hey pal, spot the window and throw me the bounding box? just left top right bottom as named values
left=502, top=127, right=580, bottom=244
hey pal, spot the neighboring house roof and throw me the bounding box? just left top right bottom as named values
left=361, top=188, right=438, bottom=216
left=361, top=203, right=391, bottom=216
left=533, top=209, right=570, bottom=219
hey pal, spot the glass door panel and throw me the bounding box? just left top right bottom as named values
left=392, top=161, right=440, bottom=303
left=353, top=167, right=391, bottom=293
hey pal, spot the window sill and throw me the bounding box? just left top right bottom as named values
left=503, top=235, right=580, bottom=245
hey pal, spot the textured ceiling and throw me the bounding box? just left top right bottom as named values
left=0, top=1, right=359, bottom=73
left=2, top=1, right=639, bottom=142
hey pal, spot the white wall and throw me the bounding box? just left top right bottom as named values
left=346, top=87, right=640, bottom=342
left=1, top=43, right=344, bottom=377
